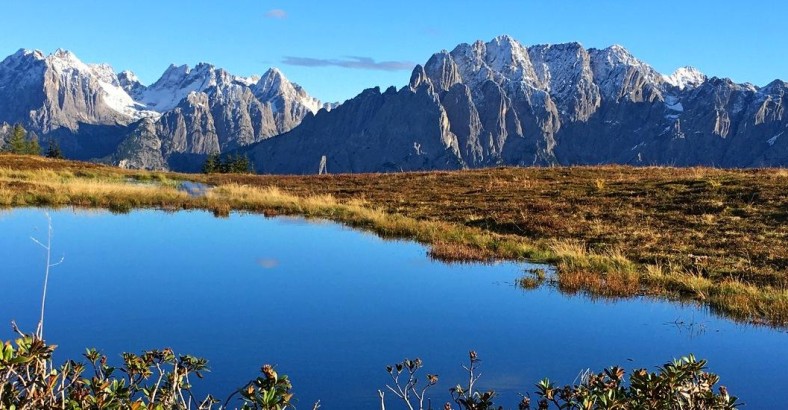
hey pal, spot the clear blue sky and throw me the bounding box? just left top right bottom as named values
left=1, top=1, right=785, bottom=103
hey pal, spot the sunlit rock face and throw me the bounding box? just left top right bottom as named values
left=245, top=36, right=787, bottom=174
left=0, top=49, right=330, bottom=170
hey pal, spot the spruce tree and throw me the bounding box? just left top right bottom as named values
left=46, top=140, right=64, bottom=159
left=2, top=124, right=41, bottom=155
left=233, top=155, right=251, bottom=173
left=202, top=153, right=220, bottom=174
left=25, top=135, right=41, bottom=155
left=6, top=124, right=27, bottom=153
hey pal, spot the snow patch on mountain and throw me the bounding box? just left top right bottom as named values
left=135, top=63, right=217, bottom=112
left=134, top=63, right=330, bottom=114
left=665, top=95, right=684, bottom=112
left=45, top=49, right=157, bottom=120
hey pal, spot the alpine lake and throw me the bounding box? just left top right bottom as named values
left=1, top=208, right=786, bottom=409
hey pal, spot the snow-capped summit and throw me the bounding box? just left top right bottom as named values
left=0, top=49, right=46, bottom=83
left=45, top=49, right=154, bottom=121
left=132, top=62, right=328, bottom=114
left=7, top=48, right=45, bottom=62
left=664, top=66, right=707, bottom=90
left=594, top=44, right=644, bottom=67
left=135, top=63, right=222, bottom=111
left=0, top=48, right=160, bottom=133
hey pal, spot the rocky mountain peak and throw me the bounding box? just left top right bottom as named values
left=421, top=50, right=461, bottom=91
left=593, top=44, right=642, bottom=66
left=4, top=48, right=45, bottom=64
left=408, top=64, right=429, bottom=90
left=257, top=67, right=285, bottom=89
left=51, top=48, right=79, bottom=61
left=664, top=66, right=707, bottom=90
left=138, top=63, right=221, bottom=112
left=253, top=68, right=291, bottom=101
left=252, top=67, right=327, bottom=113
left=0, top=49, right=46, bottom=83
left=117, top=70, right=142, bottom=91
left=155, top=64, right=194, bottom=87
left=45, top=48, right=92, bottom=73
left=118, top=70, right=139, bottom=82
left=485, top=35, right=531, bottom=68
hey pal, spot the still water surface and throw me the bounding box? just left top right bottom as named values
left=0, top=209, right=785, bottom=408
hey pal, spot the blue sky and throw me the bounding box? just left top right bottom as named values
left=1, top=1, right=785, bottom=103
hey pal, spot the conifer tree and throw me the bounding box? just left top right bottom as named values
left=2, top=124, right=41, bottom=155
left=6, top=124, right=27, bottom=153
left=45, top=140, right=64, bottom=159
left=25, top=134, right=41, bottom=155
left=202, top=153, right=220, bottom=174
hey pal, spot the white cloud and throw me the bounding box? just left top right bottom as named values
left=264, top=9, right=287, bottom=19
left=282, top=56, right=415, bottom=71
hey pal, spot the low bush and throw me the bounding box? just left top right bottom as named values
left=0, top=336, right=740, bottom=410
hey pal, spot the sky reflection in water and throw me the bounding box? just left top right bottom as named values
left=0, top=209, right=785, bottom=409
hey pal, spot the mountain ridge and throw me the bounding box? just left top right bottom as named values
left=243, top=35, right=786, bottom=172
left=1, top=37, right=785, bottom=172
left=0, top=48, right=332, bottom=169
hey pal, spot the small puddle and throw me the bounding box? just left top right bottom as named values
left=178, top=181, right=210, bottom=197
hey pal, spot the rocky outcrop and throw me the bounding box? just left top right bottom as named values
left=245, top=36, right=788, bottom=173
left=112, top=119, right=167, bottom=170
left=0, top=122, right=11, bottom=148
left=247, top=86, right=463, bottom=174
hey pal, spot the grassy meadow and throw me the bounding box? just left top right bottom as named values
left=0, top=154, right=786, bottom=326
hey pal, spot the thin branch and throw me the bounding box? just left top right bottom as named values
left=33, top=212, right=60, bottom=340
left=30, top=237, right=48, bottom=250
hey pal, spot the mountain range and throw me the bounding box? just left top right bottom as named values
left=1, top=36, right=786, bottom=172
left=0, top=48, right=332, bottom=170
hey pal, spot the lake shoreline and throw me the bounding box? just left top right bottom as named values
left=0, top=154, right=786, bottom=327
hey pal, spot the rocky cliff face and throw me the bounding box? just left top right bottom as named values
left=245, top=36, right=787, bottom=173
left=247, top=86, right=464, bottom=174
left=0, top=49, right=157, bottom=133
left=0, top=49, right=330, bottom=169
left=0, top=122, right=11, bottom=148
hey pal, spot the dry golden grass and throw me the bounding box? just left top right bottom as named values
left=0, top=154, right=786, bottom=326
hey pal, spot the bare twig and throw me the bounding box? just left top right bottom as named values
left=31, top=212, right=64, bottom=340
